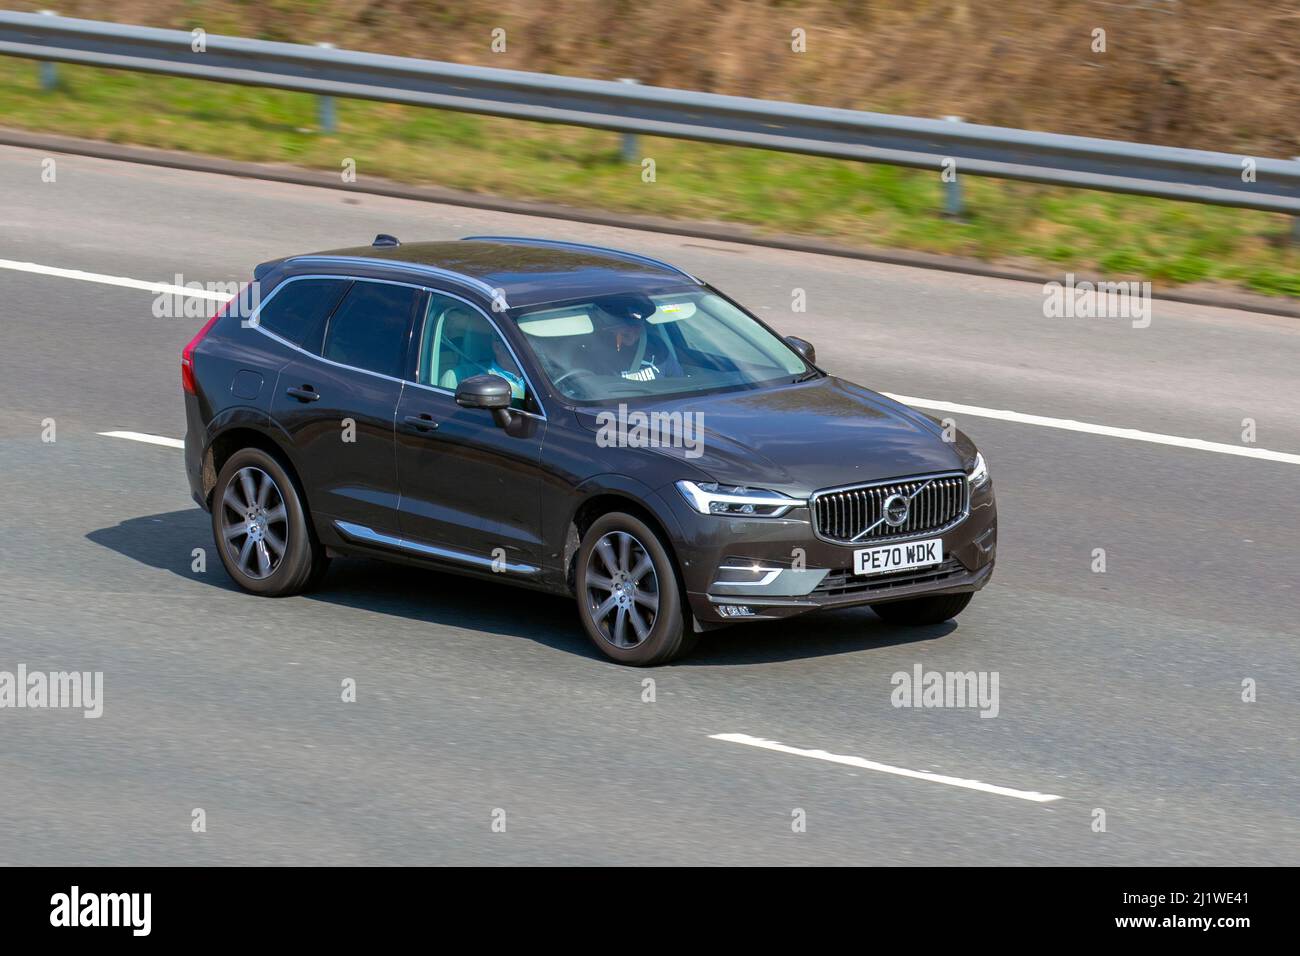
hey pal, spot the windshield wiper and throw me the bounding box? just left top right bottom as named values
left=793, top=370, right=820, bottom=383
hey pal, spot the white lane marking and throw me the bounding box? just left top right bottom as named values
left=710, top=733, right=1063, bottom=803
left=7, top=258, right=1297, bottom=466
left=884, top=392, right=1300, bottom=466
left=0, top=258, right=231, bottom=301
left=98, top=431, right=185, bottom=449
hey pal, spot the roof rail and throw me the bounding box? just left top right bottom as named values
left=460, top=236, right=700, bottom=284
left=285, top=255, right=505, bottom=304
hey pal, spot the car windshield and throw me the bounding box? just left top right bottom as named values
left=510, top=289, right=811, bottom=402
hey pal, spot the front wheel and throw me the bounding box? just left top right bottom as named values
left=575, top=512, right=693, bottom=666
left=871, top=591, right=972, bottom=625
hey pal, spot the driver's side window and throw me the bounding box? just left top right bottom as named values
left=418, top=293, right=527, bottom=409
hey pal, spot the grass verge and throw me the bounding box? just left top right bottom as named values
left=2, top=58, right=1298, bottom=297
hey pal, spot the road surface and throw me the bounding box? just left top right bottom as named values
left=0, top=145, right=1296, bottom=864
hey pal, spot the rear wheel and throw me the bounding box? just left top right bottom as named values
left=211, top=447, right=327, bottom=596
left=575, top=512, right=692, bottom=666
left=871, top=592, right=972, bottom=625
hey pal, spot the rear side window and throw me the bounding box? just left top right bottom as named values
left=321, top=281, right=422, bottom=378
left=255, top=278, right=350, bottom=347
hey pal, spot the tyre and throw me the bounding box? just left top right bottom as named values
left=871, top=591, right=972, bottom=625
left=211, top=447, right=327, bottom=596
left=575, top=512, right=693, bottom=666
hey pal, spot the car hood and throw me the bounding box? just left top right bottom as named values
left=573, top=376, right=967, bottom=496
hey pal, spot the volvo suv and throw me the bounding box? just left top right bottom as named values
left=182, top=236, right=997, bottom=665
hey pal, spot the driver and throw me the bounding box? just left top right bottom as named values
left=606, top=312, right=682, bottom=382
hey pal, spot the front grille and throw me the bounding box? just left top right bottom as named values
left=812, top=473, right=967, bottom=543
left=813, top=557, right=966, bottom=598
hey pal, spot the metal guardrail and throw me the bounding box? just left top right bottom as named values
left=3, top=11, right=1300, bottom=215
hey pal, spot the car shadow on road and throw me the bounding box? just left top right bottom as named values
left=85, top=506, right=244, bottom=594
left=683, top=614, right=955, bottom=666
left=88, top=509, right=953, bottom=666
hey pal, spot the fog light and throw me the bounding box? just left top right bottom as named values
left=717, top=605, right=755, bottom=618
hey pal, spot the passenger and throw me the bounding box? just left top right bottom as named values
left=487, top=336, right=527, bottom=401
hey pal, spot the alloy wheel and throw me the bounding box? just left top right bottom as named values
left=585, top=530, right=660, bottom=648
left=220, top=466, right=288, bottom=580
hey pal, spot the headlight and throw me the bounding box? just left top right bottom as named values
left=967, top=452, right=990, bottom=488
left=675, top=480, right=803, bottom=517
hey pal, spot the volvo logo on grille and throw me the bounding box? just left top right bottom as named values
left=882, top=493, right=910, bottom=527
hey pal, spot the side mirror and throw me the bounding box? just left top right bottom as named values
left=785, top=336, right=816, bottom=366
left=455, top=374, right=514, bottom=428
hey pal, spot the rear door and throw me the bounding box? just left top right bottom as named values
left=268, top=276, right=424, bottom=536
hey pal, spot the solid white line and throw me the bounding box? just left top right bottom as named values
left=710, top=733, right=1063, bottom=803
left=98, top=431, right=185, bottom=449
left=8, top=258, right=1296, bottom=466
left=883, top=392, right=1300, bottom=466
left=0, top=258, right=232, bottom=301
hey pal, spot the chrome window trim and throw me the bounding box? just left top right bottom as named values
left=244, top=273, right=547, bottom=420
left=808, top=470, right=970, bottom=546
left=246, top=273, right=423, bottom=387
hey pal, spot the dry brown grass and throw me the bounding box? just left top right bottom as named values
left=12, top=1, right=1300, bottom=155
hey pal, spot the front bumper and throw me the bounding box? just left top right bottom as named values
left=660, top=479, right=998, bottom=625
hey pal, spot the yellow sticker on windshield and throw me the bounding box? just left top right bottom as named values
left=650, top=301, right=697, bottom=322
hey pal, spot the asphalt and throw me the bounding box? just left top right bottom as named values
left=0, top=145, right=1296, bottom=865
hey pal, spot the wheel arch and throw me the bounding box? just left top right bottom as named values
left=202, top=411, right=306, bottom=512
left=564, top=479, right=685, bottom=596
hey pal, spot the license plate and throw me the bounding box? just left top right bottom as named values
left=854, top=537, right=943, bottom=576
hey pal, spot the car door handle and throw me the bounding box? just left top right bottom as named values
left=404, top=414, right=440, bottom=432
left=286, top=385, right=320, bottom=402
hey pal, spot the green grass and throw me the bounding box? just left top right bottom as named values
left=4, top=58, right=1299, bottom=297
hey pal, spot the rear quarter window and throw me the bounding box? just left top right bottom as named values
left=255, top=278, right=350, bottom=347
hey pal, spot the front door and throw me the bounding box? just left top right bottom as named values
left=394, top=291, right=547, bottom=575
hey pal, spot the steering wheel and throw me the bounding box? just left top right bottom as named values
left=552, top=368, right=600, bottom=391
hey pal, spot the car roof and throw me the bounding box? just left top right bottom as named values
left=277, top=236, right=702, bottom=309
